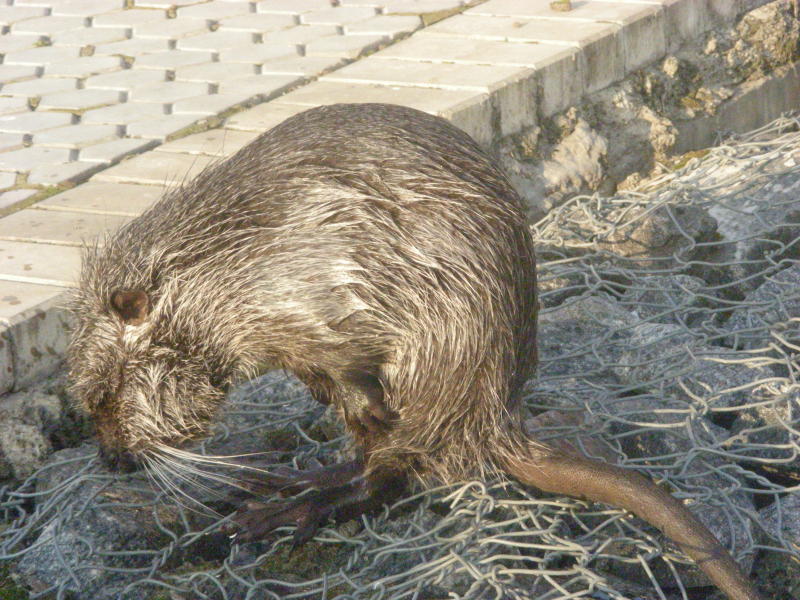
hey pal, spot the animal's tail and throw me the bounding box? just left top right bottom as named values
left=495, top=442, right=763, bottom=600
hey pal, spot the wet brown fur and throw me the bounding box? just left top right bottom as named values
left=68, top=104, right=761, bottom=600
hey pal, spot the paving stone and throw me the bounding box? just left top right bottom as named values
left=172, top=92, right=259, bottom=115
left=0, top=172, right=17, bottom=190
left=0, top=281, right=66, bottom=329
left=178, top=1, right=253, bottom=20
left=255, top=0, right=331, bottom=14
left=301, top=6, right=377, bottom=25
left=216, top=44, right=298, bottom=64
left=0, top=189, right=36, bottom=211
left=133, top=50, right=215, bottom=70
left=217, top=73, right=303, bottom=99
left=11, top=15, right=89, bottom=35
left=261, top=24, right=339, bottom=44
left=38, top=181, right=165, bottom=215
left=129, top=81, right=211, bottom=104
left=85, top=68, right=166, bottom=90
left=0, top=134, right=25, bottom=153
left=272, top=80, right=484, bottom=114
left=82, top=101, right=166, bottom=125
left=0, top=208, right=131, bottom=246
left=133, top=18, right=210, bottom=40
left=33, top=124, right=120, bottom=148
left=37, top=88, right=123, bottom=111
left=27, top=160, right=102, bottom=185
left=125, top=114, right=205, bottom=140
left=156, top=128, right=259, bottom=156
left=92, top=150, right=215, bottom=186
left=0, top=65, right=40, bottom=84
left=0, top=6, right=48, bottom=26
left=0, top=77, right=78, bottom=97
left=3, top=45, right=82, bottom=67
left=466, top=0, right=655, bottom=23
left=344, top=14, right=422, bottom=37
left=0, top=34, right=43, bottom=54
left=176, top=30, right=257, bottom=52
left=305, top=33, right=386, bottom=58
left=136, top=0, right=201, bottom=7
left=322, top=57, right=528, bottom=92
left=50, top=0, right=127, bottom=17
left=93, top=36, right=172, bottom=56
left=78, top=137, right=158, bottom=164
left=43, top=55, right=125, bottom=78
left=422, top=14, right=616, bottom=44
left=0, top=238, right=81, bottom=286
left=49, top=26, right=130, bottom=47
left=174, top=61, right=257, bottom=84
left=0, top=98, right=30, bottom=118
left=93, top=9, right=168, bottom=28
left=0, top=111, right=75, bottom=134
left=259, top=55, right=344, bottom=75
left=224, top=101, right=308, bottom=131
left=0, top=146, right=72, bottom=173
left=383, top=0, right=465, bottom=15
left=377, top=35, right=573, bottom=67
left=217, top=13, right=296, bottom=33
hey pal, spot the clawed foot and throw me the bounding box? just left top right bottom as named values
left=228, top=462, right=406, bottom=545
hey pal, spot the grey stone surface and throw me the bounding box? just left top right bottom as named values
left=77, top=137, right=158, bottom=165
left=156, top=129, right=259, bottom=157
left=0, top=209, right=131, bottom=246
left=0, top=147, right=72, bottom=173
left=38, top=181, right=164, bottom=216
left=27, top=160, right=101, bottom=186
left=0, top=189, right=36, bottom=211
left=33, top=124, right=121, bottom=149
left=37, top=89, right=123, bottom=111
left=91, top=151, right=215, bottom=186
left=0, top=420, right=51, bottom=479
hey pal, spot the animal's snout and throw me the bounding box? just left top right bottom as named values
left=98, top=445, right=141, bottom=473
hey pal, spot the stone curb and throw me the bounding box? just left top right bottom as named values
left=0, top=0, right=773, bottom=392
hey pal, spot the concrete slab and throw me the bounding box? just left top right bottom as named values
left=0, top=240, right=82, bottom=287
left=77, top=138, right=159, bottom=165
left=0, top=209, right=131, bottom=246
left=156, top=129, right=260, bottom=157
left=38, top=181, right=165, bottom=216
left=224, top=102, right=310, bottom=132
left=91, top=151, right=216, bottom=186
left=27, top=160, right=102, bottom=186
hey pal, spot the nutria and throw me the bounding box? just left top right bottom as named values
left=68, top=103, right=762, bottom=600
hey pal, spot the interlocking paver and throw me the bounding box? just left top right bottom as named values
left=217, top=13, right=296, bottom=33
left=0, top=189, right=36, bottom=212
left=0, top=173, right=18, bottom=190
left=37, top=89, right=122, bottom=111
left=0, top=240, right=81, bottom=288
left=421, top=14, right=617, bottom=44
left=33, top=124, right=120, bottom=149
left=0, top=65, right=40, bottom=85
left=85, top=68, right=167, bottom=90
left=306, top=34, right=388, bottom=59
left=0, top=35, right=43, bottom=54
left=0, top=77, right=78, bottom=97
left=0, top=280, right=66, bottom=323
left=259, top=56, right=344, bottom=75
left=0, top=209, right=131, bottom=246
left=92, top=150, right=215, bottom=186
left=0, top=134, right=24, bottom=153
left=301, top=6, right=377, bottom=25
left=126, top=114, right=205, bottom=140
left=0, top=147, right=72, bottom=173
left=3, top=45, right=82, bottom=67
left=344, top=15, right=422, bottom=37
left=256, top=0, right=331, bottom=14
left=129, top=81, right=212, bottom=104
left=216, top=73, right=303, bottom=99
left=0, top=98, right=28, bottom=118
left=0, top=112, right=75, bottom=134
left=176, top=30, right=257, bottom=52
left=49, top=26, right=130, bottom=47
left=136, top=0, right=201, bottom=8
left=216, top=44, right=298, bottom=64
left=77, top=138, right=158, bottom=164
left=172, top=92, right=259, bottom=116
left=133, top=18, right=210, bottom=40
left=174, top=62, right=258, bottom=84
left=27, top=160, right=101, bottom=185
left=37, top=181, right=164, bottom=216
left=262, top=24, right=339, bottom=44
left=177, top=1, right=253, bottom=20
left=466, top=0, right=657, bottom=23
left=224, top=102, right=308, bottom=131
left=44, top=55, right=125, bottom=78
left=93, top=36, right=172, bottom=56
left=0, top=6, right=48, bottom=26
left=93, top=9, right=168, bottom=28
left=50, top=0, right=127, bottom=17
left=11, top=16, right=89, bottom=34
left=82, top=101, right=166, bottom=125
left=156, top=128, right=259, bottom=156
left=133, top=51, right=215, bottom=70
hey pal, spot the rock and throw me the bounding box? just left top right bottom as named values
left=754, top=492, right=800, bottom=600
left=0, top=390, right=62, bottom=432
left=541, top=119, right=608, bottom=200
left=617, top=274, right=707, bottom=325
left=0, top=420, right=51, bottom=480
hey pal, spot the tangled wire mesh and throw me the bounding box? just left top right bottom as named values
left=1, top=114, right=799, bottom=600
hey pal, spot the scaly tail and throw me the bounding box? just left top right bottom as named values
left=497, top=443, right=763, bottom=600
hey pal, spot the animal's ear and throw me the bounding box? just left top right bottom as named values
left=110, top=290, right=150, bottom=325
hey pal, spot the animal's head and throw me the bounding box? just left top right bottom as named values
left=68, top=280, right=228, bottom=472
